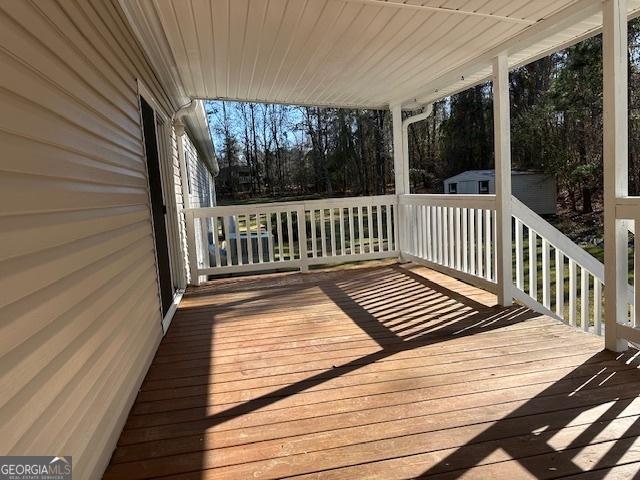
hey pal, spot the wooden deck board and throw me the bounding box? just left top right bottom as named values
left=104, top=262, right=640, bottom=479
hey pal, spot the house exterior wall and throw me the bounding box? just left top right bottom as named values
left=0, top=1, right=198, bottom=478
left=185, top=134, right=216, bottom=208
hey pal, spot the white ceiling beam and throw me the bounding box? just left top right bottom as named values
left=337, top=0, right=536, bottom=25
left=392, top=0, right=605, bottom=108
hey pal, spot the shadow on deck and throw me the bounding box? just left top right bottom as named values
left=105, top=261, right=640, bottom=479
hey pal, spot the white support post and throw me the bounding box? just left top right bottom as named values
left=392, top=104, right=409, bottom=195
left=603, top=0, right=629, bottom=352
left=184, top=209, right=200, bottom=286
left=297, top=206, right=309, bottom=272
left=392, top=104, right=409, bottom=261
left=492, top=54, right=513, bottom=307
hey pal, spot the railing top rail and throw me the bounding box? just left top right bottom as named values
left=511, top=196, right=604, bottom=280
left=185, top=194, right=398, bottom=218
left=616, top=196, right=640, bottom=222
left=399, top=193, right=496, bottom=208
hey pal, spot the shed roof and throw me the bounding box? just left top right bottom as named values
left=121, top=0, right=640, bottom=111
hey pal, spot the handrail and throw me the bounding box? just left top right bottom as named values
left=186, top=194, right=397, bottom=218
left=399, top=193, right=496, bottom=209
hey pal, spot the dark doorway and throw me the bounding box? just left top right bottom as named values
left=140, top=96, right=173, bottom=317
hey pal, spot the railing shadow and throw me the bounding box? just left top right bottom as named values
left=415, top=347, right=640, bottom=479
left=195, top=264, right=539, bottom=431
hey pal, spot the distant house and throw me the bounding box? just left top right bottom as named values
left=218, top=164, right=253, bottom=193
left=444, top=170, right=557, bottom=215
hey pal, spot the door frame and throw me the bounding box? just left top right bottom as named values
left=137, top=79, right=184, bottom=334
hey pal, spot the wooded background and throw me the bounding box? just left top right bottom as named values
left=208, top=20, right=640, bottom=210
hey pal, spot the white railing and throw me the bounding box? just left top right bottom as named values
left=615, top=197, right=640, bottom=344
left=399, top=194, right=620, bottom=337
left=185, top=195, right=398, bottom=282
left=511, top=197, right=606, bottom=334
left=399, top=194, right=498, bottom=291
left=185, top=191, right=636, bottom=342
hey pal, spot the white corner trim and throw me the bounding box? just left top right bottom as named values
left=162, top=289, right=184, bottom=334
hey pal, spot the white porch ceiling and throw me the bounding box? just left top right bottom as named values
left=121, top=0, right=640, bottom=110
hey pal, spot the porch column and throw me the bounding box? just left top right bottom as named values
left=391, top=104, right=409, bottom=195
left=392, top=104, right=409, bottom=259
left=492, top=54, right=513, bottom=307
left=603, top=0, right=629, bottom=351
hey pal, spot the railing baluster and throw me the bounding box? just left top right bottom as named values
left=476, top=209, right=483, bottom=277
left=469, top=208, right=476, bottom=275
left=569, top=259, right=577, bottom=327
left=425, top=206, right=432, bottom=261
left=222, top=216, right=231, bottom=266
left=357, top=206, right=364, bottom=254
left=416, top=205, right=419, bottom=256
left=442, top=207, right=449, bottom=266
left=213, top=216, right=221, bottom=268
left=542, top=238, right=550, bottom=309
left=423, top=205, right=428, bottom=258
left=635, top=227, right=640, bottom=328
left=266, top=213, right=274, bottom=262
left=340, top=207, right=346, bottom=255
left=493, top=210, right=497, bottom=281
left=555, top=249, right=564, bottom=318
left=246, top=214, right=254, bottom=265
left=310, top=209, right=317, bottom=258
left=460, top=208, right=467, bottom=271
left=256, top=212, right=264, bottom=264
left=376, top=204, right=383, bottom=253
left=320, top=208, right=327, bottom=257
left=286, top=210, right=294, bottom=260
left=392, top=203, right=399, bottom=252
left=449, top=207, right=455, bottom=266
left=386, top=204, right=393, bottom=252
left=581, top=266, right=589, bottom=332
left=349, top=207, right=355, bottom=254
left=276, top=212, right=284, bottom=262
left=515, top=219, right=523, bottom=289
left=330, top=207, right=337, bottom=257
left=367, top=204, right=374, bottom=254
left=235, top=215, right=243, bottom=266
left=594, top=279, right=602, bottom=335
left=485, top=209, right=491, bottom=281
left=297, top=207, right=308, bottom=271
left=455, top=207, right=461, bottom=270
left=416, top=204, right=423, bottom=258
left=528, top=228, right=536, bottom=300
left=437, top=206, right=444, bottom=264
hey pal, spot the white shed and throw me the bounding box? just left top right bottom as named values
left=444, top=170, right=557, bottom=215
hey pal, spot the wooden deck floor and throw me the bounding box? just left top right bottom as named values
left=105, top=261, right=640, bottom=479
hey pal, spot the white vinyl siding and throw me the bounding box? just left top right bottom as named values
left=0, top=1, right=191, bottom=478
left=185, top=134, right=216, bottom=208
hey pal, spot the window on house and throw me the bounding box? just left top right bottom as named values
left=448, top=183, right=457, bottom=194
left=479, top=180, right=489, bottom=194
